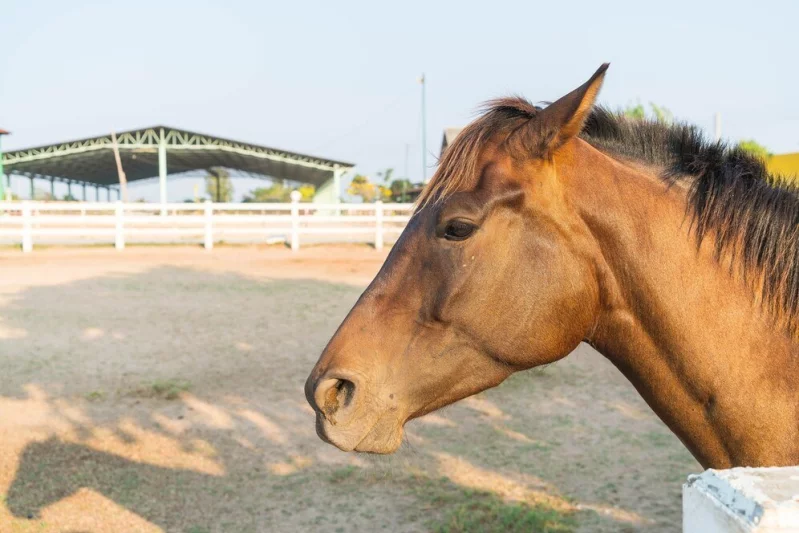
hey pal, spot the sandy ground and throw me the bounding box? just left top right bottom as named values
left=0, top=245, right=700, bottom=532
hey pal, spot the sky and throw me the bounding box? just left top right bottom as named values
left=1, top=0, right=797, bottom=202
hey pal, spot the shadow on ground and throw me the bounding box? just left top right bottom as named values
left=0, top=263, right=697, bottom=532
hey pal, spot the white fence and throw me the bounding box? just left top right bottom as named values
left=0, top=200, right=414, bottom=252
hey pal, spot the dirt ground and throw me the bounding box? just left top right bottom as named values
left=0, top=245, right=699, bottom=532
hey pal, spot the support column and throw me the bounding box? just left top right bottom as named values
left=95, top=185, right=100, bottom=202
left=67, top=181, right=72, bottom=200
left=50, top=177, right=55, bottom=199
left=29, top=176, right=34, bottom=199
left=158, top=128, right=167, bottom=214
left=82, top=182, right=87, bottom=201
left=332, top=166, right=343, bottom=203
left=0, top=135, right=5, bottom=201
left=106, top=187, right=111, bottom=202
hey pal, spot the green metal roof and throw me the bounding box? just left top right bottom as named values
left=2, top=126, right=354, bottom=187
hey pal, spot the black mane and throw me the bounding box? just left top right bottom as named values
left=583, top=107, right=799, bottom=333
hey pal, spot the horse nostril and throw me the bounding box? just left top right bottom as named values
left=314, top=377, right=357, bottom=424
left=335, top=378, right=356, bottom=408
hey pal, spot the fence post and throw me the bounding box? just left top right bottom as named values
left=114, top=201, right=125, bottom=250
left=290, top=190, right=301, bottom=251
left=21, top=201, right=32, bottom=253
left=204, top=200, right=213, bottom=250
left=375, top=200, right=384, bottom=250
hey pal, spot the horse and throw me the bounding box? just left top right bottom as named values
left=305, top=64, right=798, bottom=469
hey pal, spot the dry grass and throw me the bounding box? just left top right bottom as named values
left=0, top=246, right=699, bottom=532
left=134, top=379, right=192, bottom=400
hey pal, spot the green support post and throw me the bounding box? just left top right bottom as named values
left=29, top=176, right=34, bottom=200
left=0, top=130, right=10, bottom=201
left=50, top=177, right=55, bottom=199
left=333, top=166, right=343, bottom=203
left=158, top=128, right=167, bottom=213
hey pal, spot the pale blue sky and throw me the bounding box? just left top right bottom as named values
left=1, top=0, right=796, bottom=201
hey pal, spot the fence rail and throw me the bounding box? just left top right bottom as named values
left=0, top=200, right=414, bottom=252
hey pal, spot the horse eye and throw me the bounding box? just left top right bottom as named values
left=443, top=220, right=477, bottom=241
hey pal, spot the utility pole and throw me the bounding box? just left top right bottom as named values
left=404, top=143, right=410, bottom=201
left=419, top=73, right=428, bottom=184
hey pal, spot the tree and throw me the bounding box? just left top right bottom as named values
left=347, top=174, right=391, bottom=203
left=376, top=168, right=394, bottom=185
left=377, top=168, right=416, bottom=202
left=623, top=102, right=646, bottom=120
left=649, top=103, right=673, bottom=124
left=242, top=181, right=313, bottom=203
left=243, top=182, right=290, bottom=203
left=205, top=168, right=234, bottom=202
left=388, top=178, right=415, bottom=202
left=347, top=174, right=378, bottom=203
left=32, top=188, right=54, bottom=201
left=297, top=183, right=316, bottom=202
left=623, top=101, right=673, bottom=123
left=736, top=139, right=771, bottom=161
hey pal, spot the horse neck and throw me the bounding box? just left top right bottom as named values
left=557, top=139, right=798, bottom=468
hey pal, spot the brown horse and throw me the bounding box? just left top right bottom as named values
left=305, top=64, right=798, bottom=469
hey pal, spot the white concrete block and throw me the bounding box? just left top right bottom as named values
left=684, top=466, right=799, bottom=532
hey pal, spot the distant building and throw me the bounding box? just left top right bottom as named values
left=389, top=127, right=465, bottom=203
left=389, top=127, right=466, bottom=203
left=441, top=127, right=464, bottom=156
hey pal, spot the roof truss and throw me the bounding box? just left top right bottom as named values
left=2, top=126, right=354, bottom=187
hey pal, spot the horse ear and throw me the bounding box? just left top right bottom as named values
left=538, top=63, right=609, bottom=151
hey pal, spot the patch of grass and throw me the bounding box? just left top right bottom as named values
left=550, top=414, right=575, bottom=428
left=320, top=467, right=575, bottom=532
left=116, top=471, right=141, bottom=506
left=642, top=431, right=674, bottom=448
left=10, top=519, right=48, bottom=532
left=136, top=378, right=192, bottom=400
left=406, top=475, right=575, bottom=533
left=185, top=527, right=211, bottom=533
left=432, top=494, right=575, bottom=533
left=84, top=390, right=105, bottom=402
left=328, top=465, right=357, bottom=483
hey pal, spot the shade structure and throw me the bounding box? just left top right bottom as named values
left=1, top=126, right=354, bottom=202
